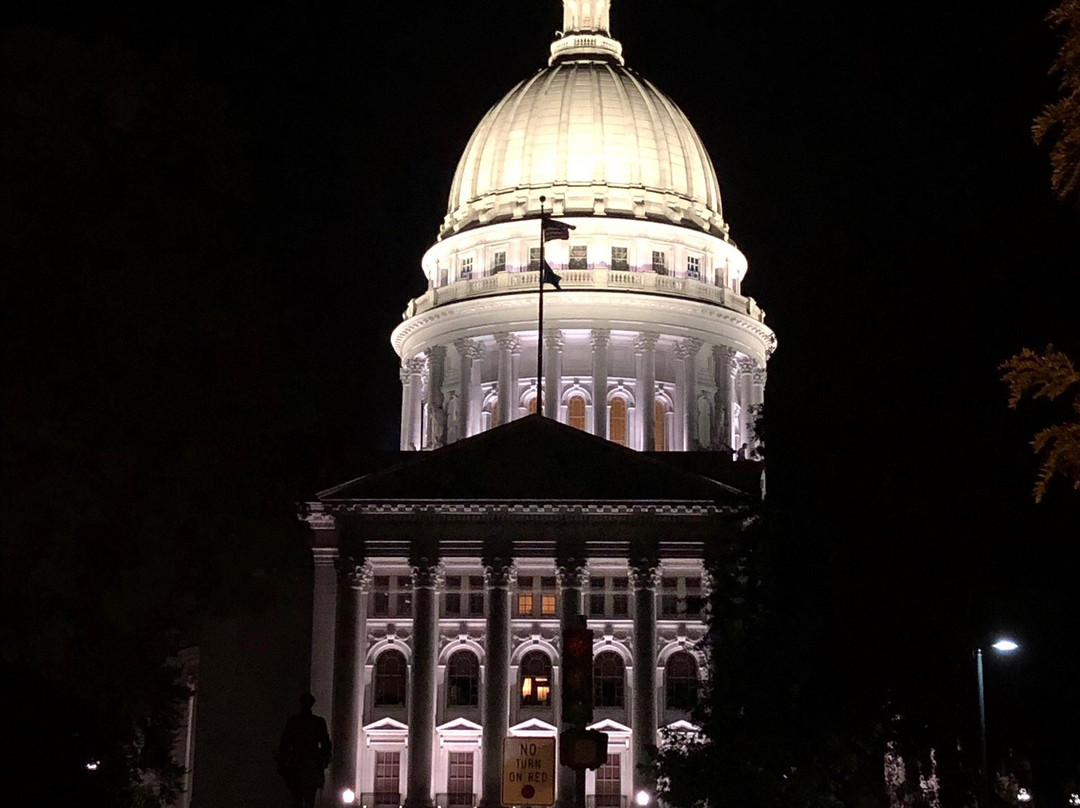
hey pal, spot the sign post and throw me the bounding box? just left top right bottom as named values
left=502, top=736, right=556, bottom=807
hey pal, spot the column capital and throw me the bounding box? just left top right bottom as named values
left=483, top=557, right=517, bottom=588
left=634, top=331, right=660, bottom=354
left=455, top=338, right=484, bottom=361
left=407, top=356, right=427, bottom=375
left=543, top=328, right=565, bottom=350
left=752, top=367, right=767, bottom=385
left=335, top=557, right=373, bottom=591
left=410, top=557, right=444, bottom=589
left=675, top=337, right=704, bottom=360
left=737, top=357, right=757, bottom=375
left=590, top=328, right=610, bottom=350
left=426, top=344, right=447, bottom=362
left=713, top=344, right=738, bottom=361
left=495, top=332, right=522, bottom=353
left=556, top=558, right=588, bottom=588
left=629, top=557, right=661, bottom=591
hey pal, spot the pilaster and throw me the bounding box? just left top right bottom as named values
left=636, top=332, right=659, bottom=451
left=543, top=329, right=564, bottom=420
left=590, top=329, right=610, bottom=438
left=331, top=557, right=372, bottom=799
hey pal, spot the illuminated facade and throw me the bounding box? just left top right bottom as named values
left=302, top=4, right=771, bottom=808
left=393, top=0, right=775, bottom=454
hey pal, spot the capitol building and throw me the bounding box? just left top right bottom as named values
left=301, top=3, right=775, bottom=807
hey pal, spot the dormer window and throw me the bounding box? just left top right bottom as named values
left=611, top=246, right=628, bottom=271
left=569, top=246, right=588, bottom=270
left=461, top=257, right=473, bottom=280
left=492, top=251, right=506, bottom=274
left=686, top=255, right=701, bottom=279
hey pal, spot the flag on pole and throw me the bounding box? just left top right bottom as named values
left=542, top=218, right=575, bottom=242
left=541, top=259, right=562, bottom=291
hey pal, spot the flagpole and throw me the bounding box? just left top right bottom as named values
left=537, top=195, right=546, bottom=418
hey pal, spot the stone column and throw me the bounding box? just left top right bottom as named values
left=678, top=339, right=703, bottom=450
left=590, top=329, right=610, bottom=438
left=555, top=557, right=588, bottom=808
left=310, top=544, right=339, bottom=733
left=426, top=346, right=448, bottom=449
left=495, top=333, right=517, bottom=426
left=480, top=557, right=516, bottom=808
left=543, top=328, right=564, bottom=420
left=331, top=558, right=372, bottom=799
left=737, top=358, right=756, bottom=450
left=510, top=336, right=523, bottom=420
left=636, top=332, right=659, bottom=450
left=711, top=346, right=736, bottom=451
left=630, top=557, right=660, bottom=795
left=401, top=357, right=426, bottom=450
left=405, top=557, right=442, bottom=808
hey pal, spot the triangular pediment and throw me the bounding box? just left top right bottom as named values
left=318, top=415, right=751, bottom=503
left=508, top=717, right=558, bottom=735
left=587, top=718, right=632, bottom=734
left=663, top=719, right=702, bottom=734
left=437, top=717, right=484, bottom=734
left=363, top=717, right=409, bottom=733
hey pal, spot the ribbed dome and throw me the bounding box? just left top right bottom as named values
left=442, top=61, right=727, bottom=239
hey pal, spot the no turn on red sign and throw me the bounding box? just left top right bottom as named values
left=501, top=736, right=556, bottom=806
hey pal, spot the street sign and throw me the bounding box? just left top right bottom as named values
left=502, top=736, right=556, bottom=807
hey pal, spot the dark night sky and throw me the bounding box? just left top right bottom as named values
left=3, top=0, right=1079, bottom=799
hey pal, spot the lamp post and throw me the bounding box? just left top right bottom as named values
left=976, top=638, right=1020, bottom=808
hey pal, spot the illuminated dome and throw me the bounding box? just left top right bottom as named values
left=442, top=9, right=727, bottom=238
left=392, top=1, right=774, bottom=456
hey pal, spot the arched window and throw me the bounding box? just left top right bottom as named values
left=593, top=651, right=625, bottom=708
left=568, top=394, right=586, bottom=431
left=446, top=650, right=480, bottom=707
left=609, top=398, right=627, bottom=446
left=519, top=651, right=552, bottom=707
left=374, top=649, right=408, bottom=706
left=527, top=397, right=537, bottom=415
left=654, top=401, right=666, bottom=451
left=665, top=652, right=699, bottom=711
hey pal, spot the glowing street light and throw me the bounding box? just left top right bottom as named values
left=341, top=789, right=357, bottom=804
left=975, top=638, right=1020, bottom=808
left=1066, top=792, right=1079, bottom=807
left=635, top=791, right=652, bottom=807
left=1016, top=788, right=1032, bottom=804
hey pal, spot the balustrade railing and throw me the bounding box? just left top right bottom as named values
left=405, top=269, right=765, bottom=323
left=360, top=792, right=400, bottom=808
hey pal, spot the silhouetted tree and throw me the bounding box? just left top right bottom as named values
left=1034, top=0, right=1080, bottom=205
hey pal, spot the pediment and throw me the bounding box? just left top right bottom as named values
left=587, top=718, right=632, bottom=734
left=508, top=717, right=558, bottom=736
left=363, top=717, right=409, bottom=733
left=437, top=717, right=484, bottom=734
left=663, top=719, right=701, bottom=734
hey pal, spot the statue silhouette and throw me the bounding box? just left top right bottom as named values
left=276, top=693, right=332, bottom=808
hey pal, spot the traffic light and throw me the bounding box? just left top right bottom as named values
left=561, top=619, right=593, bottom=728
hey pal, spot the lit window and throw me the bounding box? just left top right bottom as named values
left=654, top=401, right=666, bottom=451
left=492, top=251, right=506, bottom=274
left=611, top=246, right=629, bottom=271
left=527, top=398, right=538, bottom=415
left=568, top=395, right=587, bottom=431
left=609, top=398, right=627, bottom=446
left=569, top=245, right=588, bottom=270
left=686, top=255, right=701, bottom=279
left=374, top=752, right=401, bottom=806
left=518, top=593, right=534, bottom=616
left=520, top=651, right=552, bottom=706
left=373, top=650, right=408, bottom=706
left=595, top=755, right=621, bottom=807
left=446, top=650, right=480, bottom=707
left=651, top=251, right=667, bottom=275
left=461, top=257, right=473, bottom=280
left=541, top=595, right=557, bottom=615
left=447, top=752, right=474, bottom=807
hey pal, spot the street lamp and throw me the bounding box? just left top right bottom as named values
left=976, top=638, right=1020, bottom=808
